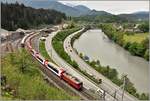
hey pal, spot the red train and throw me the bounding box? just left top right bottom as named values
left=22, top=33, right=83, bottom=90
left=62, top=72, right=83, bottom=90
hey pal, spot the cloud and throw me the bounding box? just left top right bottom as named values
left=1, top=0, right=149, bottom=14
left=59, top=1, right=149, bottom=14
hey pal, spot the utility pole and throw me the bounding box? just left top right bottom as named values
left=103, top=90, right=106, bottom=101
left=122, top=74, right=127, bottom=101
left=113, top=90, right=117, bottom=101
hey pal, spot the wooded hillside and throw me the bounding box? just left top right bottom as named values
left=1, top=2, right=66, bottom=31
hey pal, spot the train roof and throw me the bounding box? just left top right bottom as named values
left=63, top=72, right=82, bottom=84
left=21, top=32, right=34, bottom=44
left=47, top=62, right=62, bottom=70
left=36, top=53, right=45, bottom=60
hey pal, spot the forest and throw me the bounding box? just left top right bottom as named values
left=1, top=2, right=66, bottom=31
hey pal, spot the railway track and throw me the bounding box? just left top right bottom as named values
left=15, top=39, right=22, bottom=51
left=25, top=32, right=98, bottom=100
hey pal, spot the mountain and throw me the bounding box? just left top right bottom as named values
left=76, top=13, right=126, bottom=23
left=118, top=11, right=149, bottom=21
left=73, top=5, right=91, bottom=14
left=28, top=1, right=113, bottom=17
left=25, top=0, right=82, bottom=17
left=26, top=1, right=113, bottom=17
left=1, top=0, right=95, bottom=17
left=0, top=0, right=112, bottom=17
left=1, top=0, right=149, bottom=21
left=131, top=11, right=149, bottom=20
left=132, top=11, right=149, bottom=15
left=87, top=10, right=112, bottom=16
left=65, top=3, right=75, bottom=7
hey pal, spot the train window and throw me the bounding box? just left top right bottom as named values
left=37, top=57, right=43, bottom=62
left=21, top=44, right=24, bottom=47
left=47, top=64, right=58, bottom=73
left=31, top=50, right=34, bottom=54
left=65, top=72, right=69, bottom=75
left=72, top=76, right=81, bottom=83
left=74, top=78, right=80, bottom=82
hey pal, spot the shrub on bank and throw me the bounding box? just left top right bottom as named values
left=99, top=24, right=149, bottom=61
left=80, top=53, right=149, bottom=100
left=52, top=27, right=81, bottom=69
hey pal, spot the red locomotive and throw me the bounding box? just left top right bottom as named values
left=62, top=72, right=83, bottom=90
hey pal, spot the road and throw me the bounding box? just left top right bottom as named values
left=28, top=32, right=95, bottom=100
left=63, top=28, right=139, bottom=101
left=45, top=29, right=115, bottom=101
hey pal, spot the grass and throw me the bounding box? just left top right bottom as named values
left=52, top=27, right=81, bottom=69
left=1, top=49, right=80, bottom=100
left=39, top=40, right=53, bottom=62
left=123, top=33, right=149, bottom=43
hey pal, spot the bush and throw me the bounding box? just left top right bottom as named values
left=128, top=42, right=146, bottom=56
left=138, top=22, right=149, bottom=33
left=139, top=93, right=149, bottom=100
left=123, top=42, right=131, bottom=49
left=144, top=49, right=149, bottom=61
left=52, top=27, right=81, bottom=70
left=72, top=60, right=79, bottom=69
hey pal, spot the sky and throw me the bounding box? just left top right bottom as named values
left=1, top=0, right=149, bottom=14
left=59, top=1, right=149, bottom=14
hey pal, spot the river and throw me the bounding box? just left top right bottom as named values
left=73, top=29, right=149, bottom=93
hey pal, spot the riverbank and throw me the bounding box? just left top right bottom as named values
left=99, top=24, right=149, bottom=61
left=72, top=29, right=149, bottom=100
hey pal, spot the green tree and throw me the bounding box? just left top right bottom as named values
left=138, top=22, right=149, bottom=32
left=79, top=53, right=83, bottom=58
left=123, top=42, right=131, bottom=50
left=128, top=42, right=145, bottom=56
left=140, top=93, right=149, bottom=100
left=128, top=42, right=137, bottom=55
left=144, top=49, right=149, bottom=60
left=108, top=68, right=118, bottom=79
left=72, top=60, right=78, bottom=69
left=96, top=60, right=100, bottom=66
left=106, top=66, right=110, bottom=77
left=142, top=38, right=149, bottom=49
left=135, top=44, right=146, bottom=56
left=16, top=49, right=30, bottom=73
left=90, top=60, right=97, bottom=67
